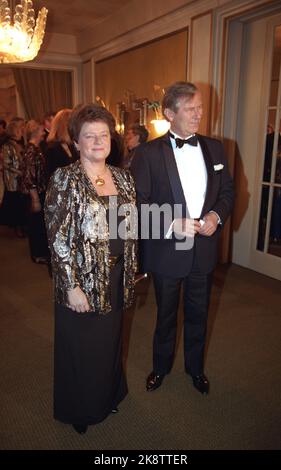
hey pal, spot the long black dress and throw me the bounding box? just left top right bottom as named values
left=53, top=197, right=127, bottom=425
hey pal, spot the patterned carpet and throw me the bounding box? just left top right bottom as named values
left=0, top=226, right=280, bottom=450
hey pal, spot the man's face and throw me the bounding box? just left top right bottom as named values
left=165, top=92, right=203, bottom=138
left=125, top=129, right=140, bottom=151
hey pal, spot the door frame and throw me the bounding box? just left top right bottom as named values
left=212, top=1, right=281, bottom=280
left=249, top=14, right=281, bottom=279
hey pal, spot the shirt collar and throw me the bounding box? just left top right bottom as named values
left=169, top=131, right=195, bottom=140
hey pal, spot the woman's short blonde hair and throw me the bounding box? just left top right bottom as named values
left=47, top=108, right=72, bottom=145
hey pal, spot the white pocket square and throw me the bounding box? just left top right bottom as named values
left=214, top=164, right=224, bottom=171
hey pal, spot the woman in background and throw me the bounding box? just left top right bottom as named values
left=2, top=120, right=25, bottom=236
left=21, top=120, right=49, bottom=264
left=45, top=108, right=79, bottom=180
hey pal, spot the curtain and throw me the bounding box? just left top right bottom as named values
left=13, top=68, right=73, bottom=120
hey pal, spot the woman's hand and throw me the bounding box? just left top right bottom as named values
left=30, top=190, right=41, bottom=213
left=67, top=286, right=90, bottom=313
left=31, top=199, right=41, bottom=213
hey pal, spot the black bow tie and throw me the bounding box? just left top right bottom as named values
left=169, top=132, right=198, bottom=148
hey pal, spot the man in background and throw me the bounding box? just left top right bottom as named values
left=124, top=123, right=149, bottom=168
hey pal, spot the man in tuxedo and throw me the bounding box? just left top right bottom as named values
left=131, top=81, right=234, bottom=395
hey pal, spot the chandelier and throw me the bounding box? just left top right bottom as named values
left=0, top=0, right=48, bottom=64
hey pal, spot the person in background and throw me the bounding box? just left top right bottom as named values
left=2, top=119, right=25, bottom=236
left=0, top=119, right=7, bottom=146
left=45, top=103, right=137, bottom=435
left=106, top=130, right=124, bottom=168
left=124, top=124, right=149, bottom=168
left=45, top=108, right=78, bottom=180
left=10, top=117, right=26, bottom=151
left=131, top=81, right=234, bottom=395
left=21, top=120, right=49, bottom=264
left=0, top=152, right=4, bottom=208
left=0, top=119, right=6, bottom=132
left=0, top=119, right=7, bottom=207
left=40, top=111, right=55, bottom=156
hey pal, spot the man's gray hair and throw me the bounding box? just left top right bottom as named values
left=162, top=81, right=198, bottom=113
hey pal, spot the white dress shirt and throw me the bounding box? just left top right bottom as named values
left=170, top=132, right=207, bottom=218
left=165, top=133, right=221, bottom=239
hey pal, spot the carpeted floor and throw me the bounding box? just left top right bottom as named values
left=0, top=225, right=280, bottom=450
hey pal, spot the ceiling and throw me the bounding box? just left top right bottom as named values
left=35, top=0, right=133, bottom=36
left=0, top=0, right=133, bottom=79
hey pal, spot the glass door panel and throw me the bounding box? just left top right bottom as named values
left=257, top=185, right=270, bottom=251
left=263, top=111, right=276, bottom=182
left=257, top=25, right=281, bottom=258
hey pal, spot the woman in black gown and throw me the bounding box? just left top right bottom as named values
left=44, top=104, right=137, bottom=434
left=45, top=108, right=79, bottom=181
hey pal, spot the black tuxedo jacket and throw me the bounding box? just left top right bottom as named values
left=130, top=132, right=234, bottom=277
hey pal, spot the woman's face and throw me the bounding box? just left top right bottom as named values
left=76, top=120, right=111, bottom=164
left=15, top=124, right=23, bottom=141
left=35, top=125, right=45, bottom=143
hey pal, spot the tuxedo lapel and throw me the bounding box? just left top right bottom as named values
left=162, top=133, right=188, bottom=218
left=198, top=135, right=214, bottom=217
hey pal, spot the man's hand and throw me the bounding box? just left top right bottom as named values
left=173, top=218, right=201, bottom=238
left=199, top=212, right=219, bottom=236
left=67, top=286, right=90, bottom=313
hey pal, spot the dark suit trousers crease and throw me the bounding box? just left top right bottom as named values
left=152, top=256, right=213, bottom=377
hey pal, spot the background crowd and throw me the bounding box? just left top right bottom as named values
left=0, top=109, right=149, bottom=267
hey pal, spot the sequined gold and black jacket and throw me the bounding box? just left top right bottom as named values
left=45, top=160, right=138, bottom=314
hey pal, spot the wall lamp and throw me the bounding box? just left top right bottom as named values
left=116, top=102, right=126, bottom=134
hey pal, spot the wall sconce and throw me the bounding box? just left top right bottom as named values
left=132, top=98, right=170, bottom=135
left=132, top=98, right=149, bottom=127
left=151, top=118, right=170, bottom=135
left=116, top=88, right=170, bottom=136
left=149, top=101, right=170, bottom=135
left=116, top=102, right=126, bottom=134
left=96, top=96, right=106, bottom=108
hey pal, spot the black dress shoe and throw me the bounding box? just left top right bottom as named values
left=191, top=374, right=209, bottom=395
left=111, top=408, right=119, bottom=413
left=146, top=371, right=165, bottom=391
left=72, top=423, right=88, bottom=434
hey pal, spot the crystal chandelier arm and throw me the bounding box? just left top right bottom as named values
left=0, top=0, right=11, bottom=27
left=0, top=0, right=48, bottom=64
left=18, top=1, right=36, bottom=40
left=32, top=6, right=48, bottom=50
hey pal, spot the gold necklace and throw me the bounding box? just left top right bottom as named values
left=90, top=166, right=107, bottom=187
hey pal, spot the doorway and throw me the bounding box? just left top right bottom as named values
left=224, top=9, right=281, bottom=281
